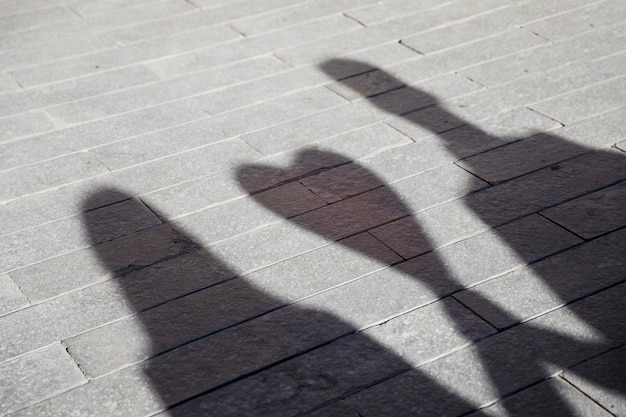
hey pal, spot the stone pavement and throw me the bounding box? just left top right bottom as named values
left=1, top=0, right=625, bottom=415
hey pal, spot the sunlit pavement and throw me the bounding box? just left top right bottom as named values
left=1, top=0, right=625, bottom=416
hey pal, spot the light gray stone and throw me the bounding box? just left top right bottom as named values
left=460, top=23, right=626, bottom=87
left=563, top=345, right=626, bottom=416
left=361, top=297, right=495, bottom=364
left=147, top=14, right=359, bottom=79
left=172, top=181, right=326, bottom=245
left=541, top=182, right=626, bottom=238
left=522, top=0, right=626, bottom=42
left=454, top=228, right=626, bottom=329
left=344, top=0, right=446, bottom=26
left=529, top=75, right=626, bottom=125
left=0, top=100, right=207, bottom=170
left=0, top=6, right=78, bottom=34
left=230, top=0, right=379, bottom=36
left=0, top=65, right=161, bottom=118
left=0, top=34, right=115, bottom=72
left=0, top=343, right=86, bottom=415
left=0, top=274, right=29, bottom=315
left=47, top=56, right=286, bottom=124
left=0, top=152, right=109, bottom=203
left=91, top=87, right=343, bottom=170
left=0, top=110, right=55, bottom=143
left=369, top=198, right=490, bottom=259
left=0, top=72, right=20, bottom=94
left=69, top=0, right=164, bottom=17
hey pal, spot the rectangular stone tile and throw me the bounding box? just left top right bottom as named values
left=295, top=163, right=485, bottom=241
left=370, top=199, right=489, bottom=259
left=349, top=297, right=496, bottom=363
left=389, top=106, right=561, bottom=155
left=541, top=182, right=626, bottom=239
left=230, top=0, right=379, bottom=36
left=304, top=401, right=361, bottom=417
left=563, top=345, right=626, bottom=416
left=462, top=149, right=626, bottom=226
left=0, top=249, right=222, bottom=364
left=147, top=14, right=359, bottom=79
left=83, top=0, right=196, bottom=32
left=460, top=23, right=626, bottom=87
left=94, top=88, right=343, bottom=171
left=104, top=0, right=300, bottom=44
left=9, top=224, right=196, bottom=303
left=0, top=72, right=20, bottom=94
left=0, top=110, right=56, bottom=143
left=0, top=33, right=115, bottom=72
left=0, top=274, right=29, bottom=316
left=0, top=6, right=79, bottom=34
left=464, top=376, right=613, bottom=417
left=441, top=55, right=625, bottom=124
left=141, top=122, right=412, bottom=219
left=46, top=56, right=287, bottom=124
left=172, top=181, right=327, bottom=245
left=276, top=0, right=512, bottom=66
left=69, top=0, right=165, bottom=17
left=0, top=99, right=209, bottom=170
left=523, top=0, right=626, bottom=41
left=400, top=0, right=591, bottom=54
left=456, top=107, right=626, bottom=183
left=7, top=22, right=238, bottom=87
left=0, top=0, right=66, bottom=18
left=346, top=283, right=626, bottom=416
left=344, top=0, right=452, bottom=26
left=0, top=196, right=160, bottom=273
left=529, top=76, right=626, bottom=125
left=454, top=228, right=626, bottom=329
left=0, top=152, right=109, bottom=203
left=243, top=74, right=480, bottom=156
left=0, top=65, right=161, bottom=117
left=65, top=232, right=399, bottom=377
left=0, top=343, right=86, bottom=415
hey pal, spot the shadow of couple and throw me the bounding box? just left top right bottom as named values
left=80, top=60, right=625, bottom=416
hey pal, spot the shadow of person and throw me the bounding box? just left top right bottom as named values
left=81, top=187, right=477, bottom=417
left=231, top=62, right=626, bottom=414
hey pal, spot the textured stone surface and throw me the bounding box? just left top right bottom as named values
left=541, top=182, right=626, bottom=238
left=0, top=274, right=29, bottom=315
left=465, top=377, right=613, bottom=417
left=3, top=1, right=625, bottom=415
left=0, top=343, right=86, bottom=415
left=454, top=228, right=626, bottom=329
left=563, top=345, right=626, bottom=416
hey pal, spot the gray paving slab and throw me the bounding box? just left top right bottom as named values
left=0, top=6, right=79, bottom=35
left=522, top=0, right=626, bottom=41
left=541, top=182, right=626, bottom=239
left=345, top=284, right=626, bottom=417
left=465, top=377, right=614, bottom=417
left=47, top=56, right=287, bottom=124
left=0, top=343, right=86, bottom=415
left=454, top=227, right=626, bottom=329
left=0, top=33, right=115, bottom=72
left=529, top=75, right=626, bottom=125
left=0, top=274, right=28, bottom=316
left=460, top=23, right=626, bottom=87
left=0, top=152, right=109, bottom=203
left=563, top=345, right=626, bottom=416
left=1, top=1, right=625, bottom=415
left=0, top=65, right=161, bottom=118
left=0, top=110, right=56, bottom=143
